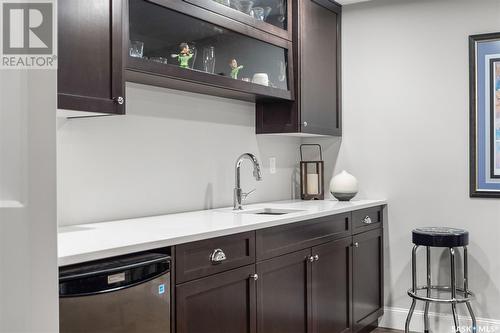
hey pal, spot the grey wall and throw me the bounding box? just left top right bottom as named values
left=58, top=83, right=301, bottom=226
left=333, top=0, right=500, bottom=321
left=0, top=71, right=58, bottom=332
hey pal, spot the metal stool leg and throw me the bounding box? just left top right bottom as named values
left=464, top=247, right=477, bottom=333
left=424, top=246, right=431, bottom=333
left=405, top=300, right=417, bottom=333
left=405, top=245, right=419, bottom=333
left=450, top=248, right=461, bottom=333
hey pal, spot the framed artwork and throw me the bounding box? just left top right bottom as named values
left=470, top=33, right=500, bottom=197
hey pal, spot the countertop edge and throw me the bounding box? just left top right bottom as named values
left=58, top=200, right=387, bottom=267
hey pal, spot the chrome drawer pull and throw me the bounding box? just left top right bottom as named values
left=313, top=254, right=319, bottom=261
left=363, top=216, right=373, bottom=224
left=250, top=274, right=259, bottom=281
left=353, top=242, right=359, bottom=248
left=210, top=248, right=227, bottom=264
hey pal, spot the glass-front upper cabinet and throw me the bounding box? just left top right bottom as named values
left=126, top=0, right=292, bottom=100
left=184, top=0, right=291, bottom=40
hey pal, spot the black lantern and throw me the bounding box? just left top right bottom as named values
left=300, top=144, right=324, bottom=200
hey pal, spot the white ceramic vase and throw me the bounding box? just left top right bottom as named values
left=329, top=170, right=358, bottom=201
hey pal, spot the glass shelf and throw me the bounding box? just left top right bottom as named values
left=127, top=0, right=291, bottom=98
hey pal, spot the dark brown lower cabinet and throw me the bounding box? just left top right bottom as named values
left=174, top=207, right=385, bottom=333
left=311, top=237, right=352, bottom=333
left=352, top=228, right=384, bottom=332
left=256, top=249, right=311, bottom=333
left=256, top=237, right=353, bottom=333
left=175, top=264, right=256, bottom=333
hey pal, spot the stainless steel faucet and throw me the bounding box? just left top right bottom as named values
left=234, top=153, right=262, bottom=210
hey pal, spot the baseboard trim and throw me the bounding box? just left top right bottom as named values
left=379, top=306, right=500, bottom=332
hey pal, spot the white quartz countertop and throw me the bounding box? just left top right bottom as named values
left=58, top=199, right=387, bottom=266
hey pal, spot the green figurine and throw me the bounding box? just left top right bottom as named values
left=172, top=43, right=194, bottom=69
left=229, top=59, right=244, bottom=79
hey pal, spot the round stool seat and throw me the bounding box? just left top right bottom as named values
left=412, top=227, right=469, bottom=247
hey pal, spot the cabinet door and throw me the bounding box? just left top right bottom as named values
left=184, top=0, right=292, bottom=41
left=176, top=265, right=256, bottom=333
left=58, top=0, right=124, bottom=114
left=352, top=228, right=384, bottom=332
left=311, top=237, right=352, bottom=333
left=256, top=249, right=311, bottom=333
left=125, top=0, right=292, bottom=102
left=299, top=0, right=341, bottom=136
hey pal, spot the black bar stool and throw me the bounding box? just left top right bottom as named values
left=405, top=227, right=477, bottom=333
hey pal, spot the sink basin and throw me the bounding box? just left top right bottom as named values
left=238, top=208, right=305, bottom=215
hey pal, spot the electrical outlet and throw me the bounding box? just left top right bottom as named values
left=269, top=157, right=276, bottom=174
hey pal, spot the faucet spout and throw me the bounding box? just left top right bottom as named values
left=234, top=153, right=262, bottom=210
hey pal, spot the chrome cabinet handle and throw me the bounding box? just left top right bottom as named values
left=114, top=96, right=124, bottom=105
left=210, top=248, right=227, bottom=264
left=313, top=254, right=319, bottom=261
left=308, top=255, right=315, bottom=262
left=353, top=242, right=359, bottom=248
left=303, top=121, right=308, bottom=127
left=363, top=216, right=372, bottom=224
left=250, top=274, right=259, bottom=281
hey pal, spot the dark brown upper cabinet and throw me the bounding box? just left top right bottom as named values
left=256, top=0, right=341, bottom=136
left=184, top=0, right=292, bottom=41
left=57, top=0, right=124, bottom=114
left=124, top=0, right=294, bottom=102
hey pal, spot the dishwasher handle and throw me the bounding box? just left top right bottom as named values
left=59, top=254, right=170, bottom=297
left=59, top=256, right=169, bottom=282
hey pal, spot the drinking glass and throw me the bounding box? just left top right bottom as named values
left=278, top=61, right=286, bottom=82
left=188, top=44, right=197, bottom=69
left=129, top=40, right=144, bottom=58
left=277, top=0, right=286, bottom=23
left=213, top=0, right=230, bottom=6
left=232, top=0, right=254, bottom=15
left=263, top=6, right=272, bottom=20
left=150, top=56, right=168, bottom=64
left=251, top=7, right=264, bottom=20
left=202, top=46, right=216, bottom=74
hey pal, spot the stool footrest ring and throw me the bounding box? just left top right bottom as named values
left=407, top=285, right=475, bottom=304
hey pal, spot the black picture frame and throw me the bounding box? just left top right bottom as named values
left=469, top=32, right=500, bottom=197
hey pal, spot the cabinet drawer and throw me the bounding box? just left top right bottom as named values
left=175, top=231, right=255, bottom=284
left=352, top=206, right=383, bottom=234
left=256, top=213, right=351, bottom=260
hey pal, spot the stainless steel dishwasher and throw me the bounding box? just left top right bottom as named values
left=59, top=252, right=170, bottom=333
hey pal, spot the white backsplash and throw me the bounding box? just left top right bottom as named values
left=57, top=83, right=302, bottom=226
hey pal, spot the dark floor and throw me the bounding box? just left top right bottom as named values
left=373, top=329, right=403, bottom=333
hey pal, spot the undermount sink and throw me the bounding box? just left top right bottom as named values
left=238, top=208, right=305, bottom=215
